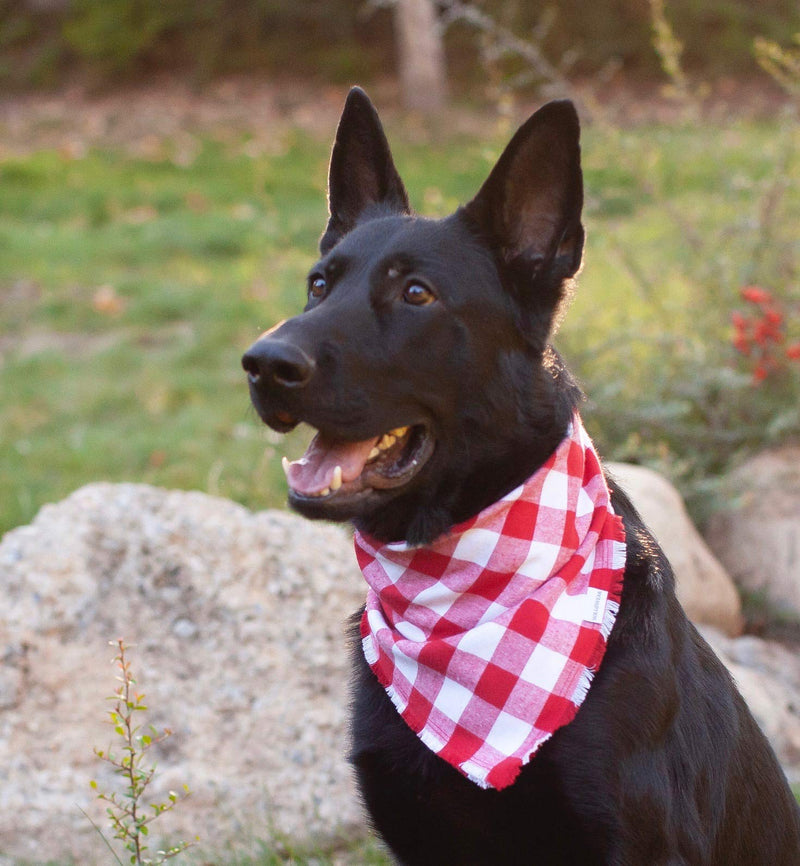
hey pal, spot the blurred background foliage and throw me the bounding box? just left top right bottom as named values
left=1, top=0, right=799, bottom=89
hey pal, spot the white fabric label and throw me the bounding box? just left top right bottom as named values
left=586, top=587, right=608, bottom=624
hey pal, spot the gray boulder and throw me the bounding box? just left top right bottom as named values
left=705, top=447, right=800, bottom=619
left=607, top=462, right=743, bottom=635
left=700, top=626, right=800, bottom=786
left=0, top=483, right=367, bottom=865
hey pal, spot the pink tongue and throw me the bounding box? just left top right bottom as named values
left=286, top=433, right=379, bottom=495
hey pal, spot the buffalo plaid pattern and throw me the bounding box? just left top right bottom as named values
left=356, top=415, right=626, bottom=790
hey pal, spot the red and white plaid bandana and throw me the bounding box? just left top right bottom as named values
left=355, top=414, right=626, bottom=790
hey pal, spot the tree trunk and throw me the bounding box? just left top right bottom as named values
left=394, top=0, right=448, bottom=112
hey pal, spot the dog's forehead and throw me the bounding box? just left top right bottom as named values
left=326, top=213, right=484, bottom=277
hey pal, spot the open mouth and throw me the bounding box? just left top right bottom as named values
left=282, top=423, right=434, bottom=504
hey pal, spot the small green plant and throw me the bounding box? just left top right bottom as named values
left=90, top=639, right=195, bottom=865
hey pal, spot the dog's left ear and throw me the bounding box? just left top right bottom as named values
left=320, top=87, right=411, bottom=254
left=464, top=99, right=584, bottom=304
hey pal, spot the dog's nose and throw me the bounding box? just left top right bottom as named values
left=242, top=339, right=316, bottom=388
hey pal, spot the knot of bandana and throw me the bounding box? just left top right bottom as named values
left=355, top=414, right=626, bottom=790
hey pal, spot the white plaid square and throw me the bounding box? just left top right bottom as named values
left=485, top=709, right=534, bottom=754
left=456, top=619, right=506, bottom=662
left=452, top=527, right=502, bottom=568
left=519, top=642, right=568, bottom=692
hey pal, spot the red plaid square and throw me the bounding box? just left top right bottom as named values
left=473, top=661, right=520, bottom=709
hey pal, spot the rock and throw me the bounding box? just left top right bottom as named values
left=0, top=484, right=367, bottom=865
left=606, top=462, right=743, bottom=636
left=699, top=627, right=800, bottom=785
left=705, top=447, right=800, bottom=618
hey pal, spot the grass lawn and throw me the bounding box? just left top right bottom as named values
left=169, top=835, right=392, bottom=865
left=2, top=110, right=798, bottom=537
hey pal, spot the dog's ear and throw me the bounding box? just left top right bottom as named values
left=464, top=99, right=584, bottom=305
left=320, top=87, right=411, bottom=254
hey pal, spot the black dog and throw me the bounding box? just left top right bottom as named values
left=243, top=88, right=800, bottom=865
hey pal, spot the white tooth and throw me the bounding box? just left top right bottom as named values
left=368, top=447, right=380, bottom=461
left=320, top=487, right=330, bottom=497
left=331, top=465, right=343, bottom=491
left=380, top=434, right=396, bottom=450
left=391, top=426, right=409, bottom=437
left=281, top=456, right=290, bottom=477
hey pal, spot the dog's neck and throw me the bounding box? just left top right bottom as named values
left=354, top=347, right=582, bottom=546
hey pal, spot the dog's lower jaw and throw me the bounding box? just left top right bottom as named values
left=287, top=468, right=452, bottom=545
left=288, top=486, right=374, bottom=522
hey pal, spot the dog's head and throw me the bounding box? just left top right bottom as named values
left=243, top=88, right=584, bottom=544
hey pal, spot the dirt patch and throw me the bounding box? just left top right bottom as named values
left=0, top=77, right=346, bottom=158
left=0, top=75, right=792, bottom=158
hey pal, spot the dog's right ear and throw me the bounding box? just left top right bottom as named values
left=463, top=100, right=584, bottom=313
left=320, top=88, right=411, bottom=254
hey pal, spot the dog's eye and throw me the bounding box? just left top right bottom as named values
left=403, top=282, right=435, bottom=306
left=308, top=276, right=327, bottom=299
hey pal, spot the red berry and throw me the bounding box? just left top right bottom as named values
left=754, top=322, right=772, bottom=346
left=731, top=311, right=748, bottom=331
left=741, top=285, right=773, bottom=304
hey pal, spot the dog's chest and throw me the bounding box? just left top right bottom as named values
left=350, top=630, right=611, bottom=866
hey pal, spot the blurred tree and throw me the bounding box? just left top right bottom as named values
left=394, top=0, right=448, bottom=111
left=1, top=0, right=798, bottom=90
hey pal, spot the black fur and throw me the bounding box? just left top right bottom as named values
left=243, top=87, right=800, bottom=864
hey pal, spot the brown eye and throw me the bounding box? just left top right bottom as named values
left=403, top=282, right=435, bottom=306
left=309, top=276, right=327, bottom=298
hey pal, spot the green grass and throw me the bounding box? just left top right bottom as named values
left=14, top=836, right=392, bottom=866
left=0, top=131, right=330, bottom=532
left=1, top=115, right=798, bottom=537
left=200, top=835, right=391, bottom=865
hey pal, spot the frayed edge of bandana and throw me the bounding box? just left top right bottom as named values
left=573, top=530, right=626, bottom=706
